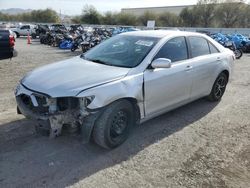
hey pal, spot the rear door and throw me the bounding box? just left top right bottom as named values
left=187, top=36, right=221, bottom=98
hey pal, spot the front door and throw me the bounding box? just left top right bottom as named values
left=144, top=36, right=193, bottom=116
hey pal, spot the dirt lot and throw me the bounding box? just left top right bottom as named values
left=0, top=38, right=249, bottom=188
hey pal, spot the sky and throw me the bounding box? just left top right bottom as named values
left=0, top=0, right=198, bottom=15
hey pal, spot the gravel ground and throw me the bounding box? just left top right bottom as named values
left=0, top=38, right=249, bottom=188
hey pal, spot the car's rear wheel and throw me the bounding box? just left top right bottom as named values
left=93, top=100, right=135, bottom=149
left=31, top=33, right=37, bottom=39
left=207, top=72, right=228, bottom=101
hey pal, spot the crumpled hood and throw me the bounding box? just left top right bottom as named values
left=21, top=56, right=130, bottom=97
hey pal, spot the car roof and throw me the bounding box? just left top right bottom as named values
left=122, top=30, right=206, bottom=38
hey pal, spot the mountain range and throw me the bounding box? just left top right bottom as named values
left=0, top=8, right=33, bottom=15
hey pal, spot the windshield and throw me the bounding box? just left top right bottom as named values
left=83, top=35, right=159, bottom=68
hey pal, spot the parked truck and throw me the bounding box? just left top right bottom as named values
left=11, top=24, right=36, bottom=38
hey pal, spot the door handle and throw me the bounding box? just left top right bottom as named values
left=216, top=57, right=221, bottom=61
left=185, top=65, right=193, bottom=71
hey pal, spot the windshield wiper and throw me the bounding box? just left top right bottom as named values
left=86, top=58, right=113, bottom=66
left=80, top=54, right=85, bottom=59
left=81, top=56, right=130, bottom=68
left=90, top=59, right=108, bottom=65
left=81, top=55, right=110, bottom=65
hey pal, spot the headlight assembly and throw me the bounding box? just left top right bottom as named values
left=80, top=96, right=95, bottom=107
left=79, top=96, right=95, bottom=116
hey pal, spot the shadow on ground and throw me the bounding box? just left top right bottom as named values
left=22, top=38, right=82, bottom=57
left=0, top=98, right=218, bottom=187
left=54, top=50, right=82, bottom=57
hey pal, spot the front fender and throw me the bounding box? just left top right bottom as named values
left=77, top=73, right=144, bottom=116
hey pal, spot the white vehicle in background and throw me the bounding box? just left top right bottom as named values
left=11, top=24, right=36, bottom=38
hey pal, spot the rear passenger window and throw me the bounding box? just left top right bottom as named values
left=20, top=25, right=30, bottom=30
left=154, top=37, right=188, bottom=63
left=189, top=36, right=210, bottom=57
left=209, top=42, right=219, bottom=53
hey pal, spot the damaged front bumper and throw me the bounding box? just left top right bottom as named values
left=15, top=83, right=99, bottom=141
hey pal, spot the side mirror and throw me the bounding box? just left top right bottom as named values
left=151, top=58, right=172, bottom=69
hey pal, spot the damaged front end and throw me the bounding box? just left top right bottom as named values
left=15, top=84, right=98, bottom=141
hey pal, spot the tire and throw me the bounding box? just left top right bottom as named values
left=40, top=37, right=44, bottom=44
left=31, top=33, right=37, bottom=39
left=81, top=46, right=87, bottom=53
left=242, top=46, right=247, bottom=53
left=71, top=45, right=77, bottom=52
left=93, top=100, right=135, bottom=149
left=207, top=72, right=228, bottom=102
left=51, top=41, right=57, bottom=47
left=234, top=49, right=243, bottom=59
left=15, top=32, right=20, bottom=38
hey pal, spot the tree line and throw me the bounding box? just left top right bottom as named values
left=72, top=0, right=250, bottom=28
left=0, top=9, right=59, bottom=23
left=0, top=0, right=249, bottom=28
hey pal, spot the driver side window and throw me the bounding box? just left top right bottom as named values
left=154, top=37, right=188, bottom=63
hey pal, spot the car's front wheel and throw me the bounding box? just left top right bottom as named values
left=93, top=100, right=135, bottom=149
left=207, top=72, right=228, bottom=101
left=14, top=32, right=20, bottom=38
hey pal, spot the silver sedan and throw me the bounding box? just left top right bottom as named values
left=15, top=30, right=235, bottom=149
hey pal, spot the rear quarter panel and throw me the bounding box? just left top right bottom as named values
left=208, top=49, right=234, bottom=93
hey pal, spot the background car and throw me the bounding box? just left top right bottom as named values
left=0, top=29, right=17, bottom=60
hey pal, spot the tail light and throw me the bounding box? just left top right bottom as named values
left=9, top=35, right=15, bottom=47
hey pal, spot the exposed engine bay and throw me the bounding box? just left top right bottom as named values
left=15, top=84, right=98, bottom=140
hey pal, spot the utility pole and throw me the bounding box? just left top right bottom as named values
left=60, top=9, right=62, bottom=23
